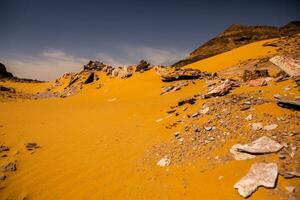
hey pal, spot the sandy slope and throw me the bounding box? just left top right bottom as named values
left=0, top=39, right=299, bottom=199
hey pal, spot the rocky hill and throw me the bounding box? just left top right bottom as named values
left=173, top=21, right=300, bottom=67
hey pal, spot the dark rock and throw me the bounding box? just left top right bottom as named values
left=242, top=69, right=269, bottom=82
left=275, top=96, right=300, bottom=111
left=178, top=97, right=197, bottom=106
left=161, top=68, right=204, bottom=82
left=0, top=63, right=13, bottom=78
left=0, top=144, right=9, bottom=153
left=1, top=161, right=17, bottom=172
left=135, top=60, right=151, bottom=72
left=25, top=142, right=39, bottom=151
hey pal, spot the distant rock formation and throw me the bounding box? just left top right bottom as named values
left=0, top=63, right=13, bottom=78
left=173, top=21, right=300, bottom=67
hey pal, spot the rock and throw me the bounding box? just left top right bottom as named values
left=245, top=114, right=253, bottom=121
left=161, top=68, right=204, bottom=82
left=161, top=81, right=189, bottom=95
left=84, top=60, right=110, bottom=71
left=0, top=144, right=9, bottom=153
left=111, top=67, right=133, bottom=79
left=24, top=142, right=39, bottom=151
left=263, top=124, right=278, bottom=130
left=0, top=174, right=6, bottom=180
left=269, top=55, right=300, bottom=78
left=274, top=96, right=300, bottom=110
left=83, top=72, right=95, bottom=84
left=230, top=144, right=256, bottom=160
left=1, top=161, right=17, bottom=172
left=240, top=105, right=251, bottom=110
left=251, top=123, right=263, bottom=131
left=235, top=136, right=283, bottom=154
left=204, top=126, right=212, bottom=131
left=234, top=163, right=278, bottom=198
left=0, top=63, right=13, bottom=78
left=242, top=69, right=269, bottom=82
left=248, top=77, right=268, bottom=87
left=280, top=171, right=300, bottom=179
left=285, top=186, right=295, bottom=193
left=200, top=105, right=210, bottom=114
left=136, top=60, right=151, bottom=72
left=178, top=97, right=196, bottom=106
left=204, top=79, right=233, bottom=98
left=0, top=86, right=15, bottom=92
left=157, top=157, right=171, bottom=167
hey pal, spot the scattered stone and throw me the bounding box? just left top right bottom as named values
left=245, top=114, right=253, bottom=121
left=0, top=144, right=9, bottom=153
left=242, top=69, right=269, bottom=82
left=1, top=161, right=17, bottom=172
left=161, top=81, right=189, bottom=95
left=156, top=118, right=163, bottom=123
left=204, top=126, right=213, bottom=131
left=107, top=98, right=117, bottom=102
left=280, top=171, right=300, bottom=179
left=235, top=136, right=283, bottom=154
left=24, top=143, right=39, bottom=151
left=178, top=97, right=196, bottom=106
left=230, top=144, right=256, bottom=160
left=0, top=174, right=6, bottom=180
left=240, top=105, right=251, bottom=110
left=204, top=79, right=234, bottom=98
left=251, top=123, right=263, bottom=131
left=285, top=186, right=296, bottom=193
left=200, top=105, right=210, bottom=114
left=263, top=124, right=278, bottom=131
left=173, top=132, right=180, bottom=138
left=234, top=163, right=278, bottom=198
left=157, top=157, right=171, bottom=167
left=161, top=68, right=204, bottom=82
left=248, top=78, right=268, bottom=87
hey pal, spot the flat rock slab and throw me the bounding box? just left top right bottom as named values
left=234, top=162, right=278, bottom=198
left=269, top=55, right=300, bottom=77
left=236, top=136, right=283, bottom=154
left=230, top=144, right=256, bottom=160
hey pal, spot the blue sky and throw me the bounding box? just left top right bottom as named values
left=1, top=0, right=299, bottom=80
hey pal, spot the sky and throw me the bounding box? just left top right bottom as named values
left=0, top=0, right=299, bottom=80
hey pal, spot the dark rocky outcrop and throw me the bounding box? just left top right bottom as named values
left=0, top=63, right=13, bottom=78
left=173, top=21, right=300, bottom=67
left=135, top=60, right=151, bottom=72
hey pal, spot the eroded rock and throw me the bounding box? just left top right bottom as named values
left=157, top=157, right=171, bottom=167
left=234, top=162, right=278, bottom=198
left=204, top=79, right=234, bottom=98
left=25, top=142, right=39, bottom=151
left=235, top=136, right=283, bottom=154
left=1, top=161, right=17, bottom=172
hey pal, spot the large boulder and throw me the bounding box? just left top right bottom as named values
left=0, top=63, right=13, bottom=78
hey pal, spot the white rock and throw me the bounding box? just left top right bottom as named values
left=263, top=124, right=278, bottom=131
left=236, top=136, right=283, bottom=154
left=251, top=123, right=263, bottom=131
left=230, top=144, right=256, bottom=160
left=157, top=157, right=171, bottom=167
left=245, top=114, right=253, bottom=121
left=156, top=118, right=163, bottom=123
left=234, top=163, right=278, bottom=198
left=200, top=106, right=210, bottom=114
